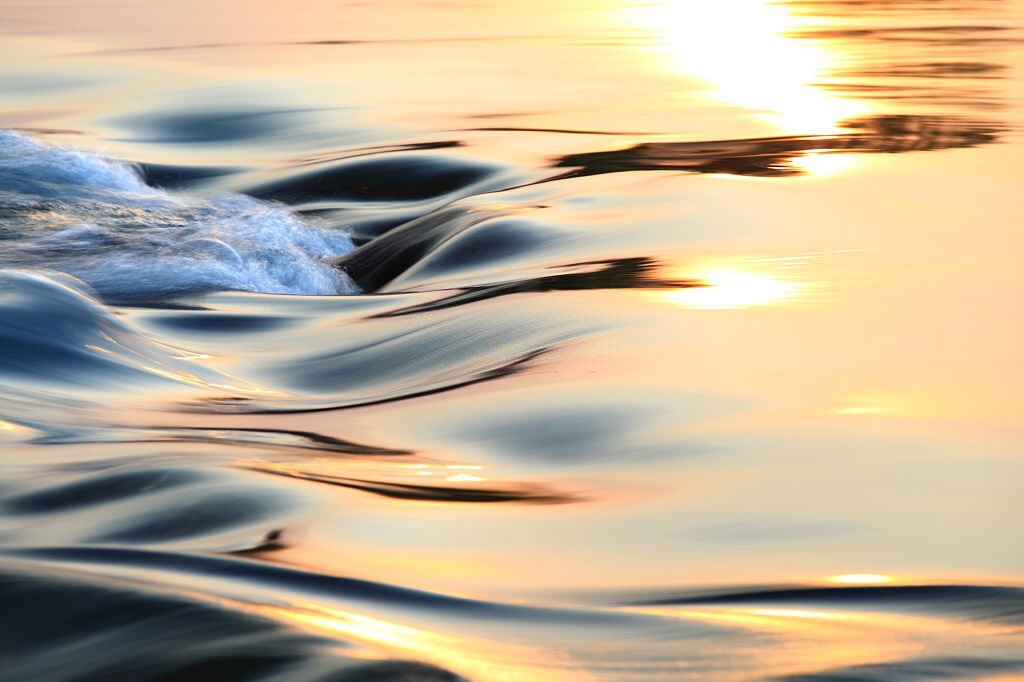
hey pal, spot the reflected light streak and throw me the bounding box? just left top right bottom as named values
left=261, top=603, right=571, bottom=682
left=790, top=151, right=858, bottom=176
left=666, top=267, right=799, bottom=309
left=404, top=463, right=488, bottom=481
left=828, top=573, right=893, bottom=584
left=646, top=603, right=1004, bottom=679
left=834, top=406, right=892, bottom=416
left=281, top=606, right=434, bottom=652
left=833, top=394, right=900, bottom=416
left=751, top=608, right=847, bottom=620
left=629, top=0, right=863, bottom=135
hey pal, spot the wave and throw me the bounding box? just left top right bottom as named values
left=0, top=131, right=357, bottom=301
left=0, top=559, right=466, bottom=682
left=0, top=270, right=266, bottom=409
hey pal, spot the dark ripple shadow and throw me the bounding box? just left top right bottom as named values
left=33, top=425, right=412, bottom=457
left=792, top=24, right=1018, bottom=45
left=555, top=115, right=1003, bottom=179
left=334, top=206, right=514, bottom=292
left=334, top=202, right=695, bottom=299
left=0, top=560, right=465, bottom=682
left=229, top=297, right=583, bottom=412
left=622, top=583, right=1024, bottom=625
left=4, top=468, right=209, bottom=514
left=248, top=154, right=501, bottom=207
left=138, top=162, right=244, bottom=189
left=243, top=465, right=578, bottom=505
left=372, top=257, right=701, bottom=317
left=841, top=61, right=1006, bottom=79
left=4, top=546, right=641, bottom=627
left=0, top=463, right=301, bottom=550
left=208, top=346, right=548, bottom=414
left=147, top=311, right=300, bottom=334
left=231, top=528, right=289, bottom=556
left=773, top=655, right=1024, bottom=681
left=87, top=486, right=291, bottom=544
left=785, top=0, right=1004, bottom=13
left=114, top=107, right=330, bottom=145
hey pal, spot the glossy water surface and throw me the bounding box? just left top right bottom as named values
left=1, top=1, right=1022, bottom=680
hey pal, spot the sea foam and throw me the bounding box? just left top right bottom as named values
left=0, top=131, right=357, bottom=301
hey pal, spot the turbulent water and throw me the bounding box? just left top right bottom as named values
left=1, top=1, right=1022, bottom=680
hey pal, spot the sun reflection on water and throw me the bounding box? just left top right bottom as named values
left=790, top=151, right=859, bottom=176
left=627, top=0, right=864, bottom=135
left=260, top=603, right=571, bottom=682
left=828, top=573, right=894, bottom=584
left=666, top=267, right=800, bottom=310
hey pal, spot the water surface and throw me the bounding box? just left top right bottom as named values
left=1, top=1, right=1022, bottom=679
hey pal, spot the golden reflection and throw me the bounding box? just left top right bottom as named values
left=832, top=394, right=901, bottom=416
left=446, top=473, right=487, bottom=482
left=404, top=463, right=489, bottom=482
left=640, top=603, right=1005, bottom=679
left=666, top=266, right=799, bottom=310
left=259, top=603, right=572, bottom=682
left=278, top=605, right=437, bottom=653
left=789, top=151, right=858, bottom=177
left=828, top=573, right=893, bottom=584
left=750, top=608, right=847, bottom=620
left=628, top=0, right=863, bottom=135
left=834, top=406, right=892, bottom=416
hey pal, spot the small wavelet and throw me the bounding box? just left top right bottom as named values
left=0, top=131, right=358, bottom=302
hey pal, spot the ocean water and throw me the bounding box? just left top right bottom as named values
left=1, top=1, right=1022, bottom=680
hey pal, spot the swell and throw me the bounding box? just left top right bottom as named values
left=5, top=549, right=1023, bottom=682
left=0, top=559, right=466, bottom=682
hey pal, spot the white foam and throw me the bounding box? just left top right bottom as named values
left=0, top=131, right=358, bottom=300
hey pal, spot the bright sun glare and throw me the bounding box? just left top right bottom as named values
left=827, top=574, right=893, bottom=584
left=668, top=268, right=799, bottom=310
left=630, top=0, right=862, bottom=134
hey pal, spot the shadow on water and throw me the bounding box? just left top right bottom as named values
left=365, top=257, right=701, bottom=316
left=555, top=115, right=1003, bottom=179
left=243, top=464, right=579, bottom=505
